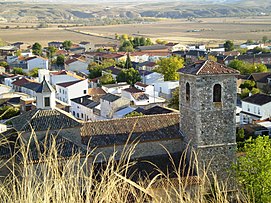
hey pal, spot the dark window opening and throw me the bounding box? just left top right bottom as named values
left=83, top=90, right=87, bottom=94
left=73, top=111, right=75, bottom=116
left=186, top=82, right=190, bottom=102
left=44, top=97, right=50, bottom=107
left=213, top=84, right=221, bottom=102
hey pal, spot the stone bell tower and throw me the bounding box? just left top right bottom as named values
left=179, top=60, right=239, bottom=181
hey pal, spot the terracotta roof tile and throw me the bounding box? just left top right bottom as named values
left=179, top=60, right=240, bottom=75
left=81, top=113, right=180, bottom=147
left=10, top=108, right=82, bottom=132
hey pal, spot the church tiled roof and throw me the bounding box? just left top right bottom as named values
left=81, top=113, right=180, bottom=147
left=179, top=60, right=239, bottom=75
left=10, top=108, right=82, bottom=132
left=26, top=134, right=87, bottom=163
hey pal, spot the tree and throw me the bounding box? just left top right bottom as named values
left=12, top=67, right=24, bottom=75
left=239, top=80, right=256, bottom=91
left=208, top=55, right=217, bottom=62
left=28, top=68, right=39, bottom=77
left=116, top=68, right=141, bottom=85
left=234, top=136, right=271, bottom=203
left=224, top=40, right=234, bottom=51
left=156, top=39, right=168, bottom=45
left=262, top=36, right=268, bottom=44
left=119, top=40, right=134, bottom=52
left=240, top=88, right=250, bottom=99
left=228, top=60, right=268, bottom=74
left=125, top=54, right=132, bottom=69
left=125, top=111, right=144, bottom=118
left=168, top=87, right=179, bottom=110
left=47, top=46, right=57, bottom=58
left=32, top=42, right=42, bottom=56
left=246, top=39, right=254, bottom=44
left=0, top=61, right=8, bottom=68
left=88, top=59, right=116, bottom=79
left=155, top=56, right=184, bottom=81
left=63, top=40, right=72, bottom=50
left=99, top=73, right=115, bottom=85
left=56, top=55, right=65, bottom=67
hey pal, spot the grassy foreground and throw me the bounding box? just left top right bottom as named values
left=0, top=132, right=249, bottom=203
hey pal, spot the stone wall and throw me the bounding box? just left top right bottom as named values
left=179, top=73, right=237, bottom=184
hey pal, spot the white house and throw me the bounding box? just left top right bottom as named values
left=240, top=43, right=263, bottom=50
left=139, top=70, right=164, bottom=85
left=134, top=82, right=154, bottom=96
left=65, top=58, right=88, bottom=72
left=101, top=83, right=130, bottom=95
left=79, top=41, right=94, bottom=52
left=25, top=56, right=49, bottom=72
left=153, top=81, right=179, bottom=99
left=240, top=94, right=271, bottom=124
left=70, top=95, right=100, bottom=121
left=50, top=70, right=85, bottom=86
left=55, top=79, right=88, bottom=105
left=121, top=87, right=149, bottom=106
left=100, top=93, right=130, bottom=119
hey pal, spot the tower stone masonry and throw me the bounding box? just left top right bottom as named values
left=179, top=60, right=239, bottom=182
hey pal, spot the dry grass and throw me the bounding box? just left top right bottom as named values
left=1, top=16, right=271, bottom=46
left=0, top=131, right=250, bottom=203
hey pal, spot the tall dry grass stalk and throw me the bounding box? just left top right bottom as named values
left=0, top=130, right=249, bottom=203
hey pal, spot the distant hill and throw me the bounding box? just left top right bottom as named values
left=0, top=0, right=270, bottom=23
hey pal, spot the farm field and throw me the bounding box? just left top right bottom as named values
left=0, top=16, right=271, bottom=46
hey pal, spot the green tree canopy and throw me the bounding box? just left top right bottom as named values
left=262, top=36, right=268, bottom=44
left=119, top=40, right=134, bottom=52
left=47, top=46, right=57, bottom=58
left=155, top=56, right=184, bottom=81
left=63, top=40, right=72, bottom=50
left=32, top=42, right=42, bottom=56
left=168, top=87, right=179, bottom=110
left=234, top=136, right=271, bottom=203
left=56, top=55, right=65, bottom=67
left=116, top=68, right=141, bottom=85
left=28, top=67, right=39, bottom=77
left=239, top=80, right=256, bottom=90
left=88, top=59, right=116, bottom=79
left=125, top=54, right=132, bottom=69
left=224, top=40, right=234, bottom=51
left=125, top=111, right=144, bottom=118
left=99, top=73, right=115, bottom=85
left=0, top=61, right=8, bottom=68
left=228, top=59, right=268, bottom=74
left=12, top=67, right=24, bottom=75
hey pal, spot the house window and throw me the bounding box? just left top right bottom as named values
left=73, top=111, right=75, bottom=116
left=81, top=113, right=83, bottom=118
left=83, top=90, right=87, bottom=94
left=77, top=113, right=79, bottom=118
left=44, top=97, right=50, bottom=107
left=213, top=84, right=221, bottom=102
left=258, top=107, right=261, bottom=115
left=248, top=104, right=250, bottom=112
left=186, top=82, right=190, bottom=102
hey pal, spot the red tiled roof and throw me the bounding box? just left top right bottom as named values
left=88, top=88, right=106, bottom=96
left=56, top=80, right=82, bottom=88
left=135, top=82, right=148, bottom=88
left=179, top=60, right=240, bottom=75
left=12, top=78, right=33, bottom=86
left=123, top=87, right=144, bottom=94
left=25, top=56, right=48, bottom=61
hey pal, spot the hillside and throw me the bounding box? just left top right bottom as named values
left=0, top=0, right=270, bottom=24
